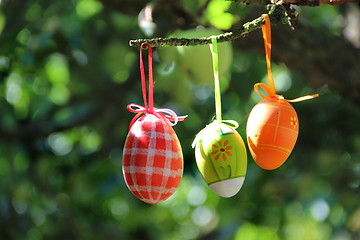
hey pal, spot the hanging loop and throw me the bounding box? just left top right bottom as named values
left=210, top=37, right=222, bottom=123
left=254, top=14, right=318, bottom=103
left=127, top=43, right=187, bottom=131
left=261, top=14, right=276, bottom=98
left=139, top=42, right=154, bottom=113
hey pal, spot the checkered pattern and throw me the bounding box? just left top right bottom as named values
left=122, top=114, right=183, bottom=204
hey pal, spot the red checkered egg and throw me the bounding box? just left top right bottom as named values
left=122, top=114, right=184, bottom=204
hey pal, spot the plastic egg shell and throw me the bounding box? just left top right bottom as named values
left=194, top=122, right=247, bottom=197
left=246, top=97, right=299, bottom=170
left=122, top=114, right=183, bottom=204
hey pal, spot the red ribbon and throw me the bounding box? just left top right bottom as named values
left=127, top=43, right=187, bottom=130
left=255, top=14, right=318, bottom=103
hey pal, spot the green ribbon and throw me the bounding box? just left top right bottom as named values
left=192, top=37, right=238, bottom=149
left=210, top=37, right=240, bottom=130
left=210, top=37, right=222, bottom=124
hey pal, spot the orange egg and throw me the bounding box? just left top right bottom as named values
left=246, top=97, right=299, bottom=170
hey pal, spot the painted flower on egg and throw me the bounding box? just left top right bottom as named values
left=211, top=140, right=233, bottom=161
left=290, top=116, right=298, bottom=129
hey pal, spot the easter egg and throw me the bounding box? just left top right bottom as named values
left=246, top=97, right=299, bottom=170
left=122, top=114, right=183, bottom=204
left=193, top=121, right=247, bottom=197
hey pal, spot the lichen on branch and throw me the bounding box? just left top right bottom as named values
left=129, top=5, right=288, bottom=48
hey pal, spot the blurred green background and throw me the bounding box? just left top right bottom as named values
left=0, top=0, right=360, bottom=239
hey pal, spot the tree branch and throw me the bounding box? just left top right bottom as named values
left=230, top=0, right=359, bottom=6
left=129, top=5, right=288, bottom=47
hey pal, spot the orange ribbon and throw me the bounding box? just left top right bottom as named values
left=255, top=14, right=318, bottom=103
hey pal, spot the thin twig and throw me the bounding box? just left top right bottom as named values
left=283, top=3, right=299, bottom=30
left=129, top=5, right=287, bottom=47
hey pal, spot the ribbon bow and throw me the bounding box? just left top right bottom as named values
left=255, top=14, right=318, bottom=103
left=127, top=42, right=187, bottom=131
